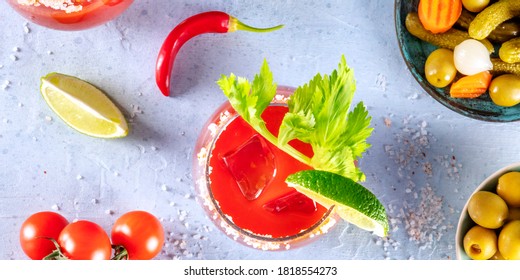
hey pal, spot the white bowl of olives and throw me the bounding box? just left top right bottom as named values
left=456, top=162, right=520, bottom=260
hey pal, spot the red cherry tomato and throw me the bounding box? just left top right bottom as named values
left=111, top=211, right=164, bottom=260
left=58, top=220, right=112, bottom=260
left=19, top=211, right=69, bottom=260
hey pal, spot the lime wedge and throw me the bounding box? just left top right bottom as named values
left=286, top=170, right=389, bottom=237
left=40, top=73, right=129, bottom=138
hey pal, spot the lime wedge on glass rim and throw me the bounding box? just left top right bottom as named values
left=40, top=72, right=129, bottom=138
left=286, top=170, right=389, bottom=237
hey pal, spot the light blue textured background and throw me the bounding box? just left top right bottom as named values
left=1, top=0, right=519, bottom=260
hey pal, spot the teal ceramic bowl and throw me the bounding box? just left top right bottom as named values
left=455, top=162, right=520, bottom=260
left=394, top=0, right=520, bottom=122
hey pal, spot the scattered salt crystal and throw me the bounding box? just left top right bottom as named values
left=45, top=116, right=52, bottom=122
left=105, top=209, right=114, bottom=215
left=91, top=198, right=98, bottom=204
left=76, top=175, right=83, bottom=180
left=12, top=47, right=20, bottom=52
left=407, top=92, right=419, bottom=100
left=161, top=184, right=169, bottom=191
left=381, top=115, right=460, bottom=257
left=184, top=193, right=191, bottom=199
left=23, top=23, right=30, bottom=33
left=169, top=201, right=175, bottom=207
left=1, top=80, right=10, bottom=90
left=10, top=55, right=18, bottom=61
left=151, top=146, right=158, bottom=151
left=51, top=204, right=60, bottom=211
left=130, top=104, right=143, bottom=118
left=178, top=210, right=187, bottom=222
left=375, top=73, right=387, bottom=91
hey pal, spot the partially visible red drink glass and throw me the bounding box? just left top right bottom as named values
left=193, top=86, right=338, bottom=250
left=7, top=0, right=134, bottom=31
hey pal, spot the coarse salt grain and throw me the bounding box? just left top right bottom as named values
left=382, top=115, right=457, bottom=255
left=375, top=73, right=387, bottom=91
left=17, top=0, right=83, bottom=13
left=2, top=80, right=10, bottom=90
left=23, top=23, right=30, bottom=33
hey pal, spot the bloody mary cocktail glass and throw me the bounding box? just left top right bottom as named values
left=193, top=86, right=338, bottom=250
left=7, top=0, right=134, bottom=31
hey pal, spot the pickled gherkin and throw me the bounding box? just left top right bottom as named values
left=499, top=37, right=520, bottom=63
left=406, top=12, right=494, bottom=53
left=468, top=0, right=520, bottom=40
left=457, top=9, right=520, bottom=43
left=492, top=58, right=520, bottom=76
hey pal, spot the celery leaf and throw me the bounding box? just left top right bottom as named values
left=279, top=56, right=372, bottom=181
left=217, top=59, right=277, bottom=137
left=217, top=56, right=372, bottom=182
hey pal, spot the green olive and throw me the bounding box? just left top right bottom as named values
left=499, top=220, right=520, bottom=260
left=463, top=225, right=497, bottom=260
left=497, top=172, right=520, bottom=207
left=462, top=0, right=490, bottom=13
left=468, top=191, right=508, bottom=229
left=424, top=48, right=457, bottom=88
left=489, top=74, right=520, bottom=107
left=490, top=250, right=505, bottom=260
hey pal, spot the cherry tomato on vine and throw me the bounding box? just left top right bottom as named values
left=58, top=220, right=112, bottom=260
left=19, top=211, right=69, bottom=260
left=111, top=211, right=164, bottom=260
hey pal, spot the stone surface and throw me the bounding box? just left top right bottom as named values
left=1, top=0, right=519, bottom=260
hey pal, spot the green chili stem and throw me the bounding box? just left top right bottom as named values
left=229, top=16, right=284, bottom=33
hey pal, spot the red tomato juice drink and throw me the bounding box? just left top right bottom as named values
left=7, top=0, right=134, bottom=31
left=193, top=86, right=338, bottom=250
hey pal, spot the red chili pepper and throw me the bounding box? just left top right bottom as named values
left=155, top=11, right=283, bottom=97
